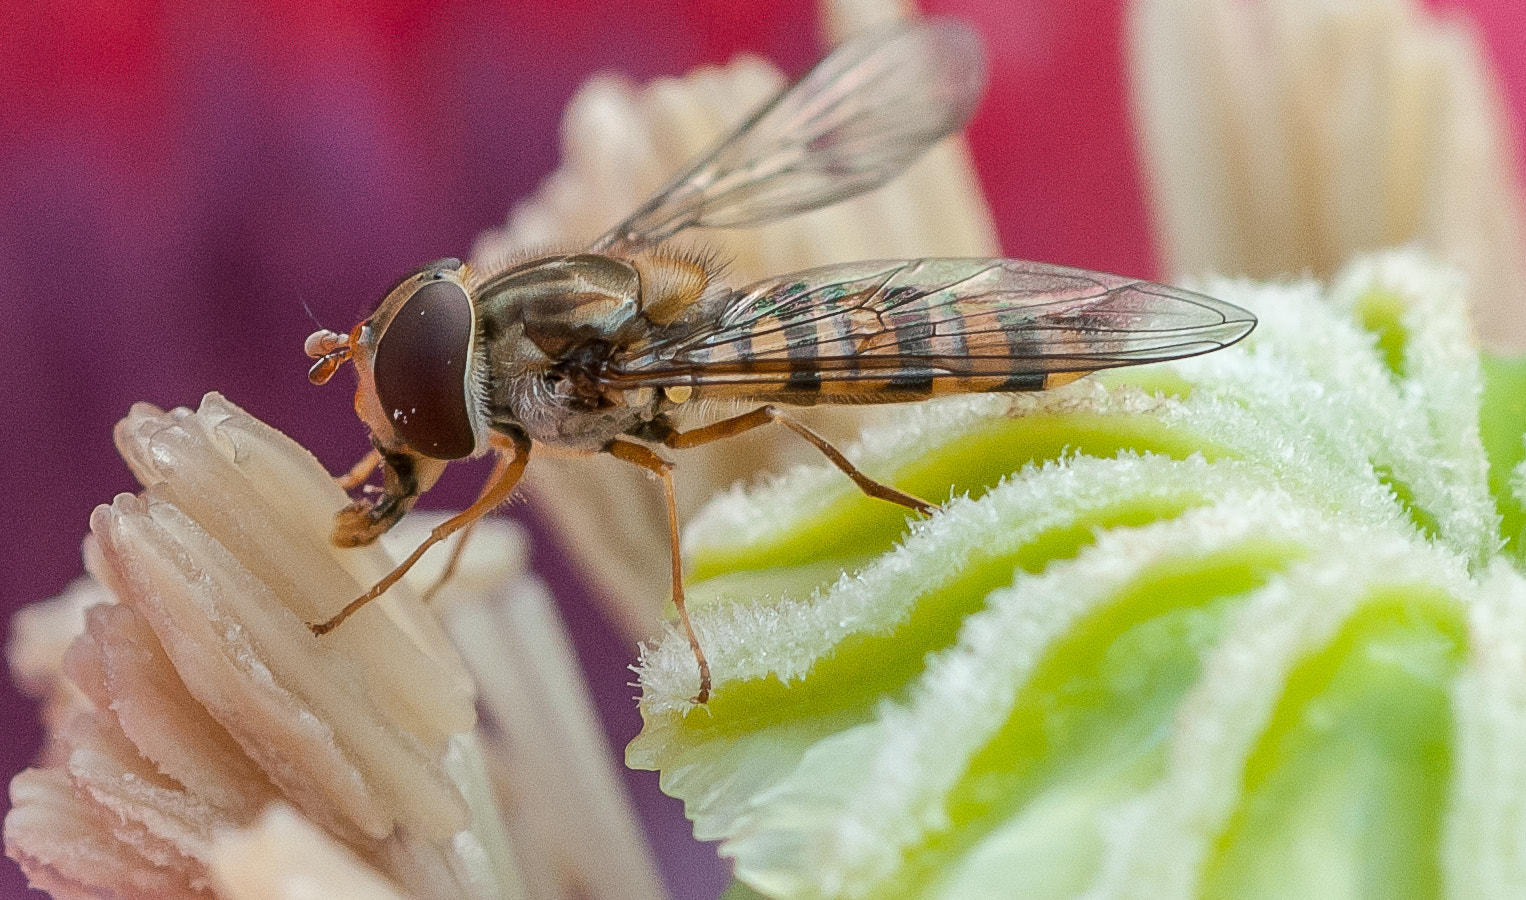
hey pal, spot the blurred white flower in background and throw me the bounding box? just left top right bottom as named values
left=1130, top=0, right=1526, bottom=345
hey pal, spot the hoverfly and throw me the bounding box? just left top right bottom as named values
left=304, top=18, right=1256, bottom=703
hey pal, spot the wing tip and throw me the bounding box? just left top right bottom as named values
left=1213, top=304, right=1258, bottom=348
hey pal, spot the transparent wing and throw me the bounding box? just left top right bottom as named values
left=606, top=259, right=1257, bottom=391
left=589, top=19, right=985, bottom=255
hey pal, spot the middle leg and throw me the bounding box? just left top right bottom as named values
left=605, top=438, right=712, bottom=704
left=651, top=405, right=937, bottom=514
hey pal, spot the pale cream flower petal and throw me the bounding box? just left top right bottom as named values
left=90, top=484, right=463, bottom=845
left=445, top=576, right=667, bottom=900
left=383, top=514, right=666, bottom=900
left=7, top=394, right=529, bottom=900
left=7, top=767, right=204, bottom=900
left=210, top=806, right=415, bottom=900
left=7, top=577, right=110, bottom=759
left=61, top=712, right=222, bottom=879
left=66, top=602, right=280, bottom=823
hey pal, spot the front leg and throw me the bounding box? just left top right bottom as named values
left=312, top=428, right=532, bottom=635
left=336, top=448, right=382, bottom=491
left=332, top=445, right=445, bottom=547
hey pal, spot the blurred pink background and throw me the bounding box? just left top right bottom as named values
left=1, top=0, right=1521, bottom=897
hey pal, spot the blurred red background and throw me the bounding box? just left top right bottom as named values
left=1, top=0, right=1521, bottom=897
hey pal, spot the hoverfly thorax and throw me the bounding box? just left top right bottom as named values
left=469, top=251, right=714, bottom=450
left=477, top=254, right=645, bottom=359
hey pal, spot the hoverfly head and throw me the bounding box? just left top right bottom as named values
left=317, top=258, right=488, bottom=462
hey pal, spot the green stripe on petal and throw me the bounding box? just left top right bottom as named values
left=1479, top=354, right=1526, bottom=556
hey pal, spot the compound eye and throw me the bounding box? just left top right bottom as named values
left=372, top=278, right=477, bottom=460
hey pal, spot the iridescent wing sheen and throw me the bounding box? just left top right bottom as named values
left=589, top=19, right=985, bottom=255
left=605, top=259, right=1257, bottom=397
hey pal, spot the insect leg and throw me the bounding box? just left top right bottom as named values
left=332, top=446, right=442, bottom=548
left=659, top=406, right=937, bottom=515
left=421, top=517, right=480, bottom=604
left=310, top=428, right=533, bottom=636
left=336, top=448, right=382, bottom=491
left=605, top=438, right=712, bottom=705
